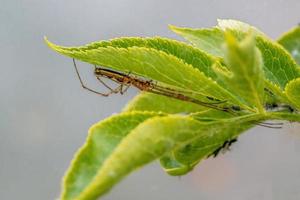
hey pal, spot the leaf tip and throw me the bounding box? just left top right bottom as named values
left=216, top=18, right=223, bottom=24
left=44, top=37, right=60, bottom=52
left=168, top=24, right=183, bottom=34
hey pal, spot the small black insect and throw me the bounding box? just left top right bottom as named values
left=280, top=104, right=295, bottom=112
left=231, top=105, right=241, bottom=111
left=206, top=96, right=222, bottom=102
left=265, top=103, right=295, bottom=113
left=207, top=138, right=238, bottom=158
left=265, top=103, right=278, bottom=110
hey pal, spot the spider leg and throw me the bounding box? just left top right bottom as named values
left=73, top=59, right=115, bottom=96
left=120, top=84, right=130, bottom=95
left=96, top=76, right=120, bottom=93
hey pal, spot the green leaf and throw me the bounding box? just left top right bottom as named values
left=159, top=108, right=234, bottom=176
left=160, top=113, right=261, bottom=176
left=172, top=27, right=300, bottom=106
left=255, top=37, right=300, bottom=88
left=221, top=32, right=265, bottom=112
left=169, top=25, right=225, bottom=57
left=278, top=26, right=300, bottom=65
left=285, top=78, right=300, bottom=109
left=217, top=19, right=267, bottom=38
left=170, top=20, right=300, bottom=91
left=123, top=92, right=208, bottom=113
left=72, top=114, right=236, bottom=199
left=218, top=20, right=300, bottom=89
left=52, top=37, right=220, bottom=79
left=61, top=111, right=163, bottom=200
left=45, top=37, right=241, bottom=105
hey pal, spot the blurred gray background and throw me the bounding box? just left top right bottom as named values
left=1, top=0, right=300, bottom=199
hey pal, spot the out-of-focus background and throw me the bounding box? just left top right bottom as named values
left=1, top=0, right=300, bottom=199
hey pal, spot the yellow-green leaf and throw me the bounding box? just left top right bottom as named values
left=217, top=19, right=267, bottom=38
left=278, top=26, right=300, bottom=65
left=45, top=38, right=241, bottom=105
left=221, top=32, right=265, bottom=112
left=170, top=20, right=300, bottom=90
left=285, top=78, right=300, bottom=109
left=160, top=113, right=261, bottom=176
left=169, top=25, right=225, bottom=57
left=72, top=115, right=214, bottom=199
left=61, top=111, right=163, bottom=200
